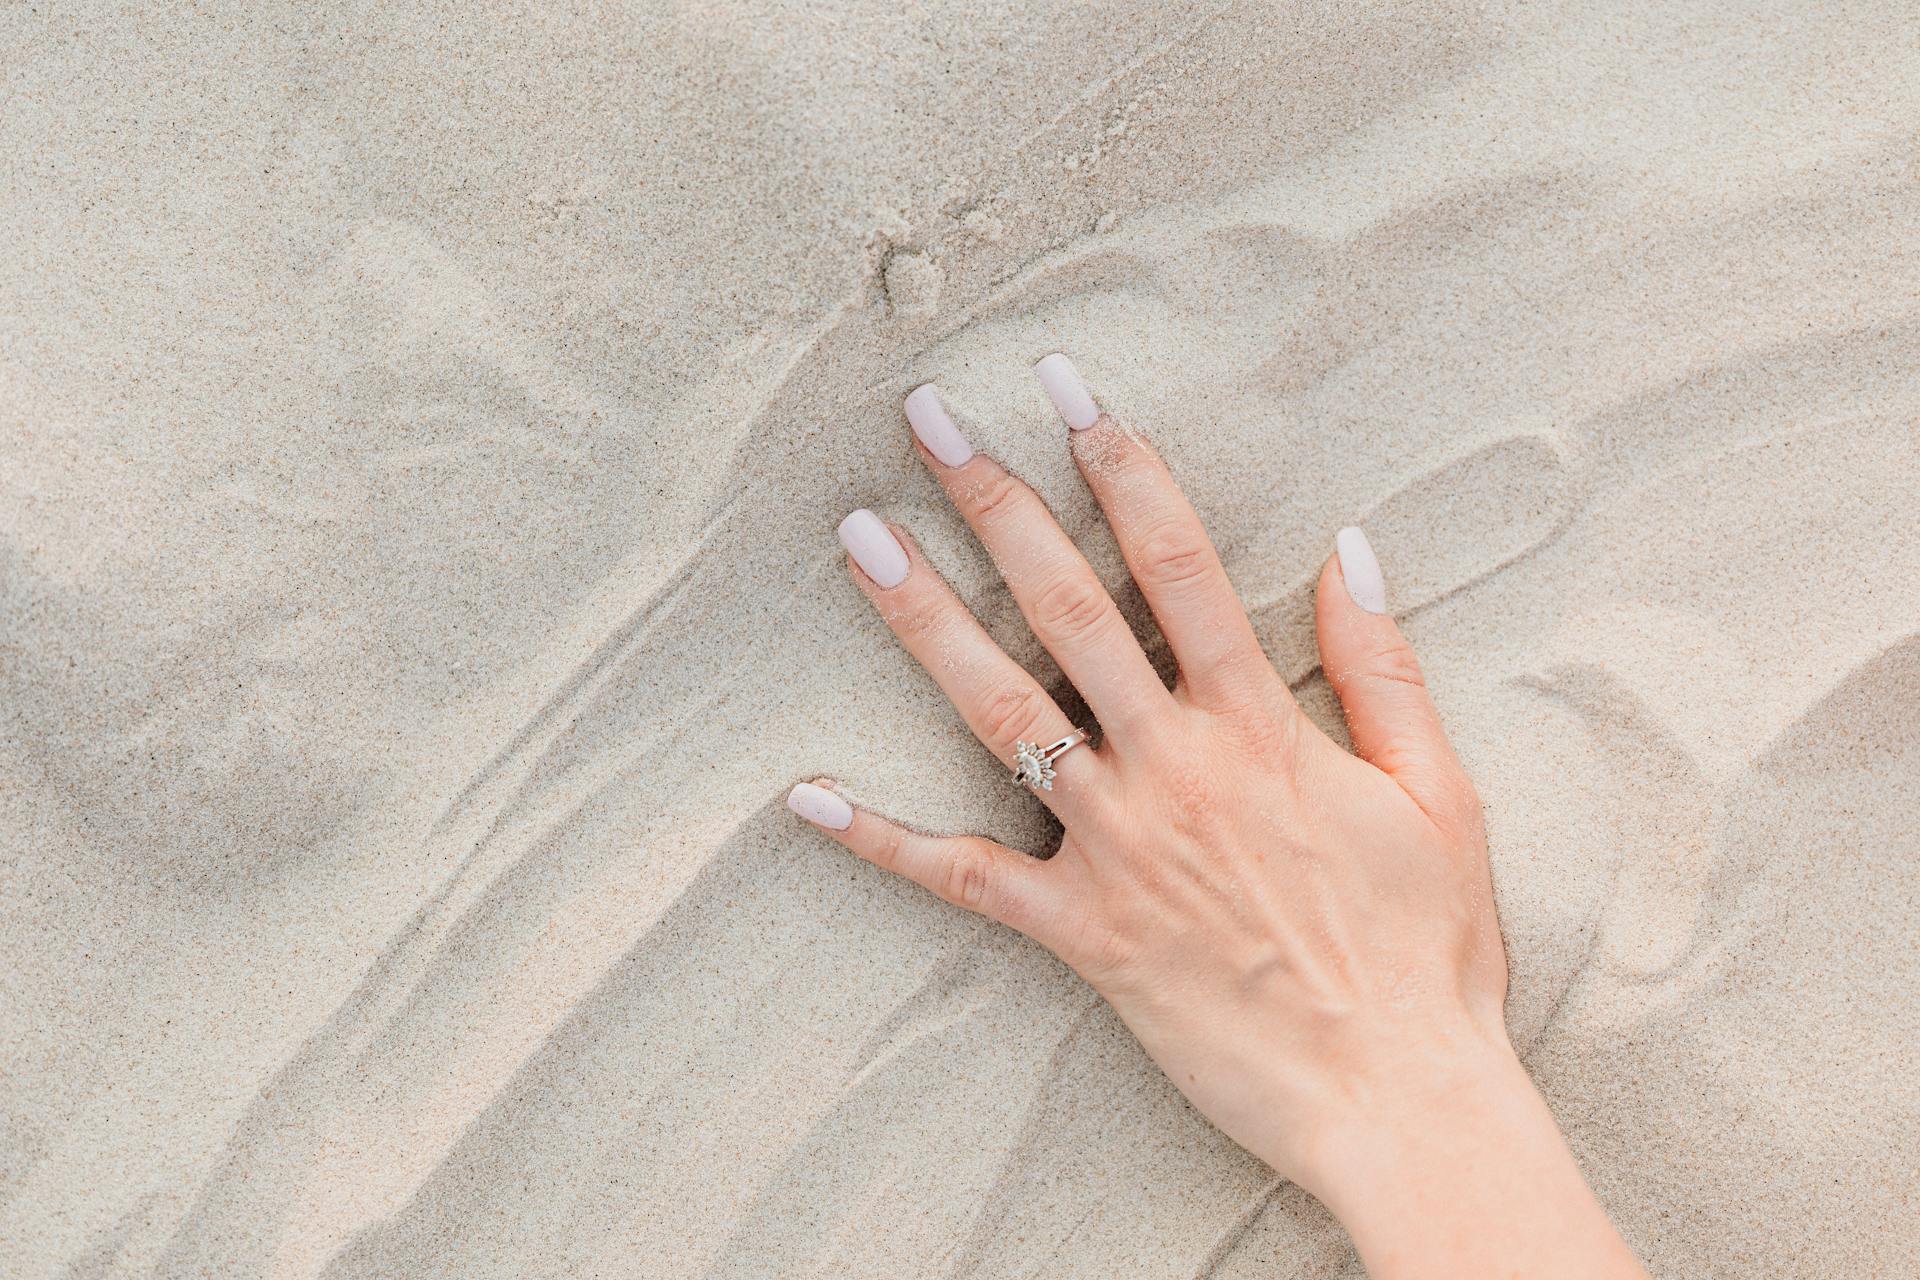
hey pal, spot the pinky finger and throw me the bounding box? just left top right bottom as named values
left=787, top=781, right=1069, bottom=946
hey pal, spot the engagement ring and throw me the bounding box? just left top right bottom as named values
left=1010, top=728, right=1092, bottom=792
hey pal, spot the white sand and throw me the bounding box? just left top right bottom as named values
left=3, top=1, right=1917, bottom=1275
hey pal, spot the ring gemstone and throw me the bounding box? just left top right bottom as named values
left=1011, top=740, right=1057, bottom=791
left=1008, top=727, right=1091, bottom=793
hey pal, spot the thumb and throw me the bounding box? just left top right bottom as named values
left=1315, top=528, right=1476, bottom=832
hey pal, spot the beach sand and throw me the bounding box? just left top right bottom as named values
left=3, top=1, right=1916, bottom=1275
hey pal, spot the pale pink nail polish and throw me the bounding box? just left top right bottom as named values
left=788, top=782, right=853, bottom=830
left=1034, top=352, right=1100, bottom=430
left=837, top=509, right=909, bottom=588
left=1335, top=526, right=1388, bottom=614
left=904, top=383, right=974, bottom=467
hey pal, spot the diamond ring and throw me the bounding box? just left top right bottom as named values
left=1009, top=728, right=1093, bottom=792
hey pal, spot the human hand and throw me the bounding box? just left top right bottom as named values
left=790, top=356, right=1643, bottom=1276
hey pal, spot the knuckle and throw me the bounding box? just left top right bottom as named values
left=869, top=824, right=910, bottom=875
left=941, top=844, right=996, bottom=912
left=1101, top=433, right=1162, bottom=479
left=1133, top=522, right=1215, bottom=591
left=961, top=468, right=1027, bottom=525
left=1214, top=696, right=1299, bottom=759
left=888, top=595, right=948, bottom=645
left=1071, top=919, right=1140, bottom=984
left=1030, top=573, right=1117, bottom=647
left=977, top=683, right=1048, bottom=749
left=1356, top=637, right=1427, bottom=690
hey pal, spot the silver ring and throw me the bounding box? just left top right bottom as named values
left=1010, top=728, right=1092, bottom=792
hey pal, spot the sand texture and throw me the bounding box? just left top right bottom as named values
left=4, top=1, right=1918, bottom=1276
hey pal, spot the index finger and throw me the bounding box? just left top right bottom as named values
left=1035, top=354, right=1278, bottom=713
left=903, top=384, right=1175, bottom=744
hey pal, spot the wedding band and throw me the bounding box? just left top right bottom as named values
left=1009, top=728, right=1092, bottom=792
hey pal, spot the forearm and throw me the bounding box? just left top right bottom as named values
left=1298, top=1047, right=1645, bottom=1279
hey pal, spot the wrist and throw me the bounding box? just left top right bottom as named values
left=1295, top=1037, right=1645, bottom=1279
left=1291, top=1021, right=1532, bottom=1206
left=1302, top=1036, right=1536, bottom=1204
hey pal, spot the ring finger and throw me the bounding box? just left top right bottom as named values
left=836, top=510, right=1106, bottom=814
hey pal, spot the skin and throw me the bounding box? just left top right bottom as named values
left=799, top=389, right=1648, bottom=1277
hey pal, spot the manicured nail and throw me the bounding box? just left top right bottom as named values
left=1034, top=353, right=1100, bottom=430
left=837, top=509, right=909, bottom=588
left=904, top=383, right=974, bottom=467
left=1335, top=527, right=1388, bottom=614
left=788, top=782, right=853, bottom=830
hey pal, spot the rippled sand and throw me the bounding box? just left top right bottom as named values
left=3, top=2, right=1916, bottom=1275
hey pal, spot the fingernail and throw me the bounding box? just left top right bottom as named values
left=904, top=383, right=974, bottom=468
left=788, top=782, right=853, bottom=830
left=837, top=509, right=909, bottom=589
left=1034, top=353, right=1100, bottom=430
left=1335, top=527, right=1388, bottom=614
